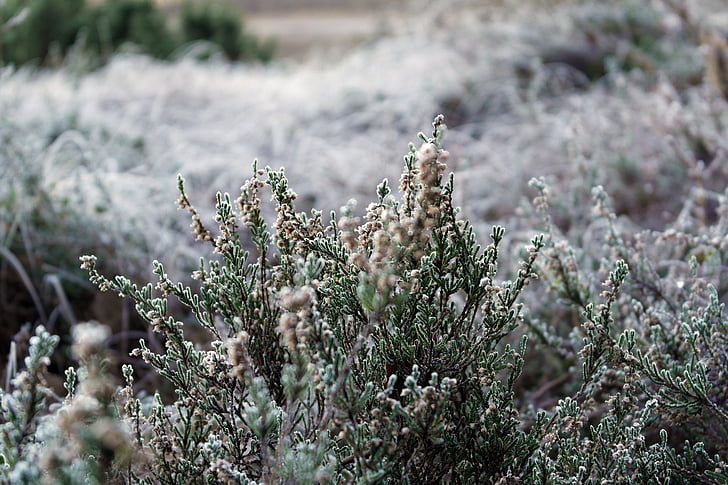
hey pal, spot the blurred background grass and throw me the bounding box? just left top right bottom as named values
left=1, top=0, right=727, bottom=399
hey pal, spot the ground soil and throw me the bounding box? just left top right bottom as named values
left=243, top=1, right=409, bottom=60
left=161, top=0, right=408, bottom=60
left=244, top=9, right=395, bottom=59
left=236, top=0, right=393, bottom=12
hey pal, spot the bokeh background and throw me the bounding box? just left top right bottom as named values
left=1, top=0, right=727, bottom=391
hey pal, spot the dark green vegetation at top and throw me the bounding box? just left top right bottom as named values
left=0, top=0, right=274, bottom=68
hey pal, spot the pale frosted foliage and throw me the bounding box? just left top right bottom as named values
left=1, top=0, right=720, bottom=276
left=2, top=0, right=728, bottom=482
left=2, top=0, right=726, bottom=281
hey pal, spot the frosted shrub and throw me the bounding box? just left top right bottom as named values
left=2, top=117, right=727, bottom=483
left=522, top=178, right=728, bottom=484
left=76, top=117, right=547, bottom=483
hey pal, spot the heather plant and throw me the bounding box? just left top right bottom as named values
left=0, top=325, right=58, bottom=484
left=1, top=322, right=134, bottom=485
left=521, top=177, right=728, bottom=483
left=72, top=116, right=549, bottom=483
left=3, top=117, right=723, bottom=484
left=3, top=0, right=728, bottom=483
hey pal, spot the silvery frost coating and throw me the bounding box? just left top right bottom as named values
left=1, top=0, right=728, bottom=483
left=0, top=0, right=716, bottom=279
